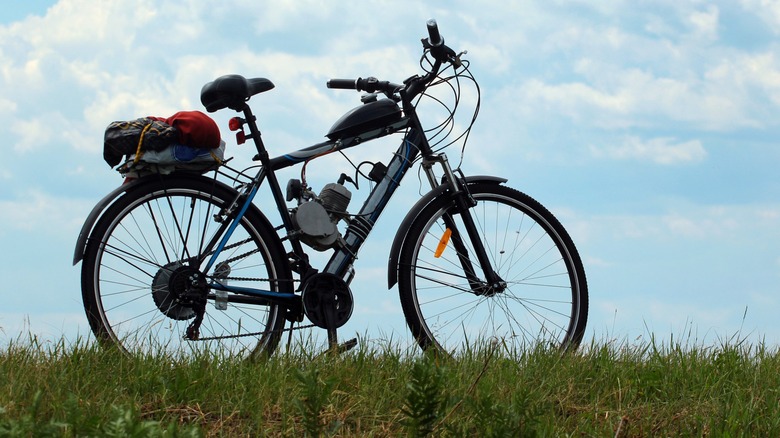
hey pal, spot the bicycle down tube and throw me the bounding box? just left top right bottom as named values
left=202, top=126, right=425, bottom=299
left=323, top=128, right=425, bottom=278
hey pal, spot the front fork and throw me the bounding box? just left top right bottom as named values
left=421, top=154, right=507, bottom=296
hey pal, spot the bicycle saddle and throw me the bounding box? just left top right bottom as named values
left=200, top=74, right=275, bottom=112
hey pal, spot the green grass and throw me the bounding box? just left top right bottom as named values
left=1, top=334, right=780, bottom=437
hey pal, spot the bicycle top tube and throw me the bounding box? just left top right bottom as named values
left=267, top=118, right=410, bottom=171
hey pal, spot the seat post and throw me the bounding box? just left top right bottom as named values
left=240, top=104, right=269, bottom=163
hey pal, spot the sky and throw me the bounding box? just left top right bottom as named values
left=1, top=0, right=780, bottom=350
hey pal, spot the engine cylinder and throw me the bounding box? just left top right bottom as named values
left=320, top=183, right=351, bottom=216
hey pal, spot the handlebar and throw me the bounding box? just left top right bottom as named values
left=327, top=79, right=359, bottom=90
left=327, top=19, right=460, bottom=101
left=424, top=19, right=459, bottom=66
left=426, top=19, right=443, bottom=47
left=326, top=77, right=402, bottom=95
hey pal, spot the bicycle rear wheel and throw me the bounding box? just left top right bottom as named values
left=81, top=175, right=291, bottom=358
left=398, top=182, right=588, bottom=355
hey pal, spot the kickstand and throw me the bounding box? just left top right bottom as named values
left=285, top=319, right=295, bottom=355
left=325, top=303, right=339, bottom=351
left=320, top=304, right=357, bottom=356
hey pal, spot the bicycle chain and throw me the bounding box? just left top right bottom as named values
left=207, top=239, right=300, bottom=286
left=220, top=248, right=260, bottom=266
left=205, top=237, right=255, bottom=266
left=200, top=237, right=306, bottom=342
left=194, top=323, right=316, bottom=341
left=219, top=276, right=300, bottom=283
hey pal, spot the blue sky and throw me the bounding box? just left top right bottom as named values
left=2, top=0, right=780, bottom=349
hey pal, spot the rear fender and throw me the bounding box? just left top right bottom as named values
left=73, top=180, right=142, bottom=265
left=386, top=175, right=507, bottom=289
left=73, top=175, right=252, bottom=266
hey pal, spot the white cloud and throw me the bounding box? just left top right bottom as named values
left=750, top=291, right=778, bottom=307
left=661, top=212, right=739, bottom=239
left=741, top=0, right=780, bottom=33
left=757, top=208, right=780, bottom=220
left=1, top=0, right=780, bottom=348
left=519, top=78, right=628, bottom=124
left=591, top=298, right=741, bottom=346
left=0, top=97, right=16, bottom=115
left=10, top=117, right=52, bottom=153
left=707, top=52, right=780, bottom=106
left=569, top=202, right=780, bottom=248
left=2, top=0, right=778, bottom=163
left=590, top=136, right=707, bottom=165
left=0, top=190, right=92, bottom=237
left=486, top=4, right=780, bottom=132
left=689, top=5, right=720, bottom=41
left=514, top=61, right=762, bottom=131
left=0, top=312, right=89, bottom=346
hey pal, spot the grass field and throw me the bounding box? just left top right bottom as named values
left=1, top=333, right=779, bottom=437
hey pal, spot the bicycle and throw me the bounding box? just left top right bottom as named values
left=73, top=20, right=588, bottom=358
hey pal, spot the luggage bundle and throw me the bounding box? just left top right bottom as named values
left=103, top=110, right=224, bottom=177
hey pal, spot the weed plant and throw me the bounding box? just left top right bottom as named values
left=1, top=333, right=780, bottom=436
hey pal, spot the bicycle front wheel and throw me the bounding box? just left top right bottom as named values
left=81, top=175, right=291, bottom=359
left=398, top=182, right=588, bottom=355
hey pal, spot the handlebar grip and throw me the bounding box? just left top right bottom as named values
left=327, top=79, right=358, bottom=90
left=426, top=19, right=443, bottom=47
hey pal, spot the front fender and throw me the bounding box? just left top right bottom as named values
left=73, top=179, right=143, bottom=265
left=386, top=175, right=507, bottom=289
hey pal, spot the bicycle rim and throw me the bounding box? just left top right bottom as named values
left=83, top=181, right=286, bottom=358
left=400, top=184, right=587, bottom=355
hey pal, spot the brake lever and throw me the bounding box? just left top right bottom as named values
left=452, top=50, right=467, bottom=69
left=421, top=37, right=464, bottom=69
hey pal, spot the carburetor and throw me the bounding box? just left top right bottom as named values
left=287, top=174, right=353, bottom=251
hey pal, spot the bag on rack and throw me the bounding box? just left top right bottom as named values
left=103, top=118, right=177, bottom=167
left=157, top=110, right=221, bottom=151
left=103, top=110, right=224, bottom=173
left=117, top=141, right=226, bottom=178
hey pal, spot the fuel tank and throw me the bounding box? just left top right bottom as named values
left=326, top=98, right=402, bottom=140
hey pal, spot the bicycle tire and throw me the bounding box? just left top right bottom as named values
left=81, top=174, right=291, bottom=359
left=398, top=182, right=588, bottom=354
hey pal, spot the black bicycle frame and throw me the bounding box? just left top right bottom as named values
left=203, top=89, right=503, bottom=308
left=203, top=105, right=425, bottom=304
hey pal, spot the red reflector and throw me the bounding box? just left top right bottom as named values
left=236, top=131, right=246, bottom=145
left=228, top=117, right=243, bottom=131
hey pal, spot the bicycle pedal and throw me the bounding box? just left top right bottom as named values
left=319, top=337, right=359, bottom=357
left=339, top=337, right=358, bottom=353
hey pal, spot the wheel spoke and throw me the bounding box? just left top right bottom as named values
left=399, top=183, right=588, bottom=355
left=82, top=178, right=288, bottom=358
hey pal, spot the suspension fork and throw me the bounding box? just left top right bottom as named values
left=421, top=155, right=506, bottom=295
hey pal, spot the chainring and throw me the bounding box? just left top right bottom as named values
left=301, top=272, right=354, bottom=329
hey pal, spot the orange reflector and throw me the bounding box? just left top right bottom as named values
left=434, top=228, right=452, bottom=258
